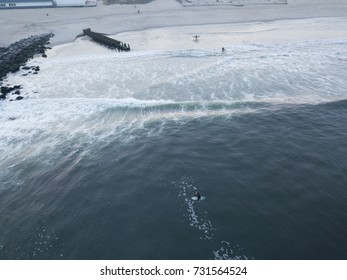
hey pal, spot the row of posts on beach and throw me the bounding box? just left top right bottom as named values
left=83, top=28, right=130, bottom=52
left=82, top=29, right=226, bottom=53
left=82, top=4, right=142, bottom=51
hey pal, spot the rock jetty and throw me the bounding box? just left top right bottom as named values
left=0, top=33, right=54, bottom=101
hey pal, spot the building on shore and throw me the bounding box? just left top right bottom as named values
left=0, top=0, right=97, bottom=9
left=53, top=0, right=97, bottom=7
left=0, top=0, right=52, bottom=8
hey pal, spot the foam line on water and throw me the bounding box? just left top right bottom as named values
left=176, top=178, right=252, bottom=259
left=213, top=241, right=251, bottom=260
left=0, top=98, right=266, bottom=192
left=0, top=94, right=338, bottom=176
left=178, top=179, right=215, bottom=240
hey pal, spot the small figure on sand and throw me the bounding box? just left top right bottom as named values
left=138, top=10, right=140, bottom=14
left=193, top=35, right=200, bottom=42
left=222, top=47, right=226, bottom=53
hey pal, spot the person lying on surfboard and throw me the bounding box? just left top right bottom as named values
left=192, top=192, right=205, bottom=201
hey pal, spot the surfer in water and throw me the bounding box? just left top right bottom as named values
left=195, top=192, right=201, bottom=201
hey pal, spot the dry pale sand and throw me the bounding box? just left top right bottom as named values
left=0, top=0, right=347, bottom=47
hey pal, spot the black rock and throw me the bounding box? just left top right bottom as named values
left=0, top=94, right=6, bottom=100
left=22, top=66, right=31, bottom=70
left=42, top=54, right=47, bottom=58
left=1, top=85, right=21, bottom=94
left=16, top=96, right=24, bottom=101
left=0, top=32, right=54, bottom=81
left=10, top=66, right=20, bottom=73
left=1, top=86, right=9, bottom=94
left=33, top=72, right=38, bottom=75
left=14, top=90, right=21, bottom=95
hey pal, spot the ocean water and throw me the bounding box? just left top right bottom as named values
left=0, top=36, right=347, bottom=260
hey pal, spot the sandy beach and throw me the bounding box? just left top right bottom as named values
left=2, top=0, right=347, bottom=103
left=1, top=0, right=347, bottom=47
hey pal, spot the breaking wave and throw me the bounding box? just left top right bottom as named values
left=1, top=30, right=347, bottom=259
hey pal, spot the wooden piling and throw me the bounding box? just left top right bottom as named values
left=83, top=28, right=130, bottom=52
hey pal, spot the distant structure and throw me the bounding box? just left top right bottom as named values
left=0, top=0, right=97, bottom=9
left=53, top=0, right=97, bottom=7
left=0, top=0, right=52, bottom=8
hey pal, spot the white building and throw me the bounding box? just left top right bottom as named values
left=53, top=0, right=97, bottom=7
left=0, top=0, right=97, bottom=8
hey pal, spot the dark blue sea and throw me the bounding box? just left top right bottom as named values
left=0, top=36, right=347, bottom=260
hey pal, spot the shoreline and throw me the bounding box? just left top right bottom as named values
left=1, top=15, right=345, bottom=104
left=105, top=17, right=347, bottom=53
left=1, top=0, right=346, bottom=100
left=1, top=0, right=347, bottom=47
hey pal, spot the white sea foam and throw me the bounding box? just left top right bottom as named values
left=1, top=19, right=346, bottom=182
left=1, top=30, right=347, bottom=183
left=5, top=32, right=347, bottom=104
left=0, top=225, right=64, bottom=259
left=178, top=179, right=215, bottom=240
left=177, top=178, right=252, bottom=259
left=213, top=241, right=250, bottom=260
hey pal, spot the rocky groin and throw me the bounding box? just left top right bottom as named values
left=0, top=33, right=54, bottom=101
